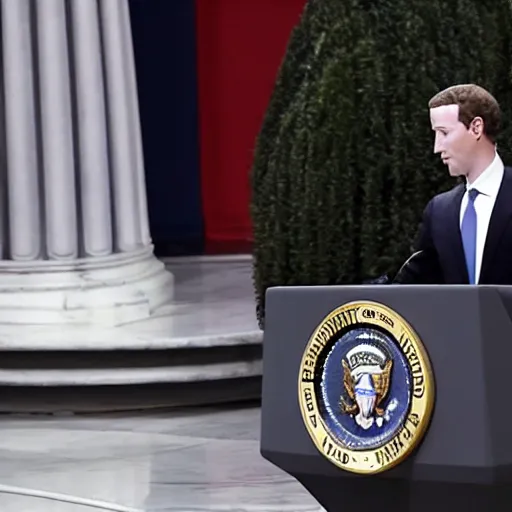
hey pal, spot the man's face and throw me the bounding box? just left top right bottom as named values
left=430, top=104, right=478, bottom=178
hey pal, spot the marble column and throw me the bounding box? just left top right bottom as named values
left=0, top=0, right=173, bottom=326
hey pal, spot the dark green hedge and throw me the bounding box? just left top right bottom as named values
left=251, top=0, right=512, bottom=328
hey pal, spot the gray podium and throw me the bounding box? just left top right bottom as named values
left=260, top=285, right=512, bottom=512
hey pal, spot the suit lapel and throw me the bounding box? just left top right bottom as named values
left=444, top=184, right=468, bottom=283
left=480, top=167, right=512, bottom=282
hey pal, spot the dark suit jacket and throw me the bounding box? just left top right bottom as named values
left=395, top=166, right=512, bottom=285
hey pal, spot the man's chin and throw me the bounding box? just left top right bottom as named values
left=447, top=165, right=461, bottom=177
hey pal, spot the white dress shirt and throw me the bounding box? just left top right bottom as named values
left=459, top=153, right=504, bottom=283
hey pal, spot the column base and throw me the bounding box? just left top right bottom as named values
left=0, top=246, right=173, bottom=326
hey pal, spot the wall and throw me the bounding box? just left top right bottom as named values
left=129, top=0, right=204, bottom=255
left=130, top=0, right=307, bottom=254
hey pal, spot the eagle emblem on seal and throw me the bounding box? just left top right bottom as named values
left=339, top=344, right=396, bottom=430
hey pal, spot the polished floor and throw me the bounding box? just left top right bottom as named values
left=0, top=404, right=321, bottom=511
left=0, top=256, right=321, bottom=511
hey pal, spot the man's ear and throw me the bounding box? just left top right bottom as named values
left=470, top=116, right=484, bottom=139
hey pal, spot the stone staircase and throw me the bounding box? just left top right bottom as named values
left=0, top=256, right=263, bottom=413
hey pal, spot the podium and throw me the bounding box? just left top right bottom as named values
left=260, top=285, right=512, bottom=512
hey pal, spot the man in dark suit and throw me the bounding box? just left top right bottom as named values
left=395, top=84, right=512, bottom=285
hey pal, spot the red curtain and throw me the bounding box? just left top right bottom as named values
left=195, top=0, right=307, bottom=251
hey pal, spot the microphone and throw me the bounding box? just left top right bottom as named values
left=393, top=250, right=425, bottom=284
left=361, top=250, right=427, bottom=285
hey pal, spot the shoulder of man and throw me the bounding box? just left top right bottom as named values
left=426, top=181, right=465, bottom=212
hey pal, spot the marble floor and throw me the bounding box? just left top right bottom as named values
left=0, top=403, right=321, bottom=512
left=161, top=255, right=261, bottom=344
left=0, top=256, right=321, bottom=511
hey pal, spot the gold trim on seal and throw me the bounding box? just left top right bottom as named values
left=298, top=301, right=435, bottom=475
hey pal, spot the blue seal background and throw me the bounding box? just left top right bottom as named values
left=318, top=326, right=412, bottom=450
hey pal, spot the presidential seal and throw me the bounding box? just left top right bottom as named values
left=298, top=301, right=434, bottom=474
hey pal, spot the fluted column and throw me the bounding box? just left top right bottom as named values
left=0, top=0, right=173, bottom=326
left=0, top=0, right=152, bottom=261
left=120, top=0, right=151, bottom=247
left=100, top=0, right=143, bottom=253
left=2, top=0, right=41, bottom=261
left=37, top=0, right=78, bottom=259
left=71, top=0, right=113, bottom=257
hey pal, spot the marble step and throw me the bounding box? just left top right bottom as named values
left=0, top=257, right=262, bottom=411
left=0, top=336, right=262, bottom=383
left=0, top=344, right=263, bottom=410
left=0, top=360, right=262, bottom=386
left=0, top=378, right=263, bottom=412
left=0, top=322, right=262, bottom=351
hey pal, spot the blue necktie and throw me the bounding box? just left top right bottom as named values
left=461, top=188, right=479, bottom=284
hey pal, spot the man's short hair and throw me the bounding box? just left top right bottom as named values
left=428, top=84, right=501, bottom=142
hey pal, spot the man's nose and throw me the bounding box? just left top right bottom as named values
left=433, top=133, right=443, bottom=154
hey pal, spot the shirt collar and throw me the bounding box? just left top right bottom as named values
left=467, top=152, right=504, bottom=198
